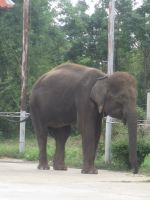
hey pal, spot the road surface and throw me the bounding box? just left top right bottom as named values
left=0, top=158, right=149, bottom=200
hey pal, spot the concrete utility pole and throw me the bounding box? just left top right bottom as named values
left=19, top=0, right=29, bottom=153
left=105, top=0, right=115, bottom=163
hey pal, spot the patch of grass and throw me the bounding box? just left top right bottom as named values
left=0, top=135, right=82, bottom=164
left=65, top=135, right=82, bottom=168
left=24, top=137, right=56, bottom=161
left=66, top=147, right=82, bottom=168
left=0, top=139, right=22, bottom=158
left=23, top=137, right=38, bottom=160
left=0, top=135, right=83, bottom=167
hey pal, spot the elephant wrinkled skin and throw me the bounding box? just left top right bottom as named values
left=30, top=63, right=138, bottom=174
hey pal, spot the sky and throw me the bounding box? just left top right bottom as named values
left=70, top=0, right=143, bottom=15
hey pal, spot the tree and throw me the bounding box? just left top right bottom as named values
left=28, top=0, right=68, bottom=86
left=0, top=1, right=23, bottom=137
left=86, top=2, right=108, bottom=69
left=114, top=0, right=135, bottom=71
left=56, top=0, right=90, bottom=64
left=132, top=0, right=150, bottom=90
left=56, top=0, right=108, bottom=68
left=0, top=0, right=68, bottom=137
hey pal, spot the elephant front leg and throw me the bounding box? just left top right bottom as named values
left=81, top=117, right=101, bottom=174
left=81, top=124, right=100, bottom=174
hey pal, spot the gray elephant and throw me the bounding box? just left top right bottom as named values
left=30, top=63, right=138, bottom=174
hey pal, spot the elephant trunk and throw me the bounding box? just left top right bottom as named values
left=127, top=111, right=138, bottom=173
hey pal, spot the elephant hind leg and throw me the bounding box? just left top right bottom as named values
left=31, top=110, right=49, bottom=170
left=37, top=126, right=49, bottom=170
left=53, top=126, right=71, bottom=170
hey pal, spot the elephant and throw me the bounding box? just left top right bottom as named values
left=30, top=63, right=138, bottom=174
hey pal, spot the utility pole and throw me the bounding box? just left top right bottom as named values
left=19, top=0, right=29, bottom=153
left=105, top=0, right=115, bottom=163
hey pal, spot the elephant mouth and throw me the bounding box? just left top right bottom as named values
left=103, top=106, right=127, bottom=125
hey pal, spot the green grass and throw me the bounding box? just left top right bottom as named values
left=0, top=135, right=83, bottom=167
left=0, top=135, right=128, bottom=171
left=0, top=135, right=149, bottom=175
left=0, top=138, right=22, bottom=158
left=24, top=137, right=55, bottom=161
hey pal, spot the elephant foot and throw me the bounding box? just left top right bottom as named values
left=81, top=167, right=98, bottom=174
left=37, top=163, right=50, bottom=170
left=53, top=164, right=67, bottom=171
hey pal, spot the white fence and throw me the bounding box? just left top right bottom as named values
left=0, top=112, right=30, bottom=122
left=0, top=112, right=30, bottom=153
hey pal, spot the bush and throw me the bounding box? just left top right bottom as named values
left=112, top=123, right=127, bottom=137
left=136, top=106, right=146, bottom=120
left=140, top=154, right=150, bottom=174
left=111, top=136, right=150, bottom=169
left=111, top=137, right=129, bottom=169
left=137, top=138, right=150, bottom=164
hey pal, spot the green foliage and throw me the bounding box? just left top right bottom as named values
left=0, top=135, right=150, bottom=173
left=57, top=0, right=108, bottom=68
left=28, top=0, right=68, bottom=88
left=111, top=136, right=150, bottom=169
left=140, top=153, right=150, bottom=174
left=24, top=148, right=38, bottom=161
left=24, top=136, right=55, bottom=161
left=112, top=123, right=128, bottom=137
left=132, top=0, right=150, bottom=95
left=96, top=142, right=105, bottom=160
left=0, top=1, right=22, bottom=122
left=136, top=106, right=146, bottom=120
left=0, top=139, right=21, bottom=158
left=111, top=136, right=129, bottom=169
left=137, top=138, right=150, bottom=165
left=65, top=135, right=82, bottom=167
left=66, top=147, right=82, bottom=168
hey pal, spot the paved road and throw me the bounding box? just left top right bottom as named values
left=0, top=158, right=149, bottom=200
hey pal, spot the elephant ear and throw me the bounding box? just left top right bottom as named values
left=90, top=80, right=107, bottom=113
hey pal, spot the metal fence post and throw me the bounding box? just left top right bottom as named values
left=105, top=116, right=113, bottom=163
left=19, top=110, right=26, bottom=153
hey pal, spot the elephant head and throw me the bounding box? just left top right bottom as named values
left=91, top=72, right=138, bottom=173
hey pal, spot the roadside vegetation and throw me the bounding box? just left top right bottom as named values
left=0, top=123, right=150, bottom=175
